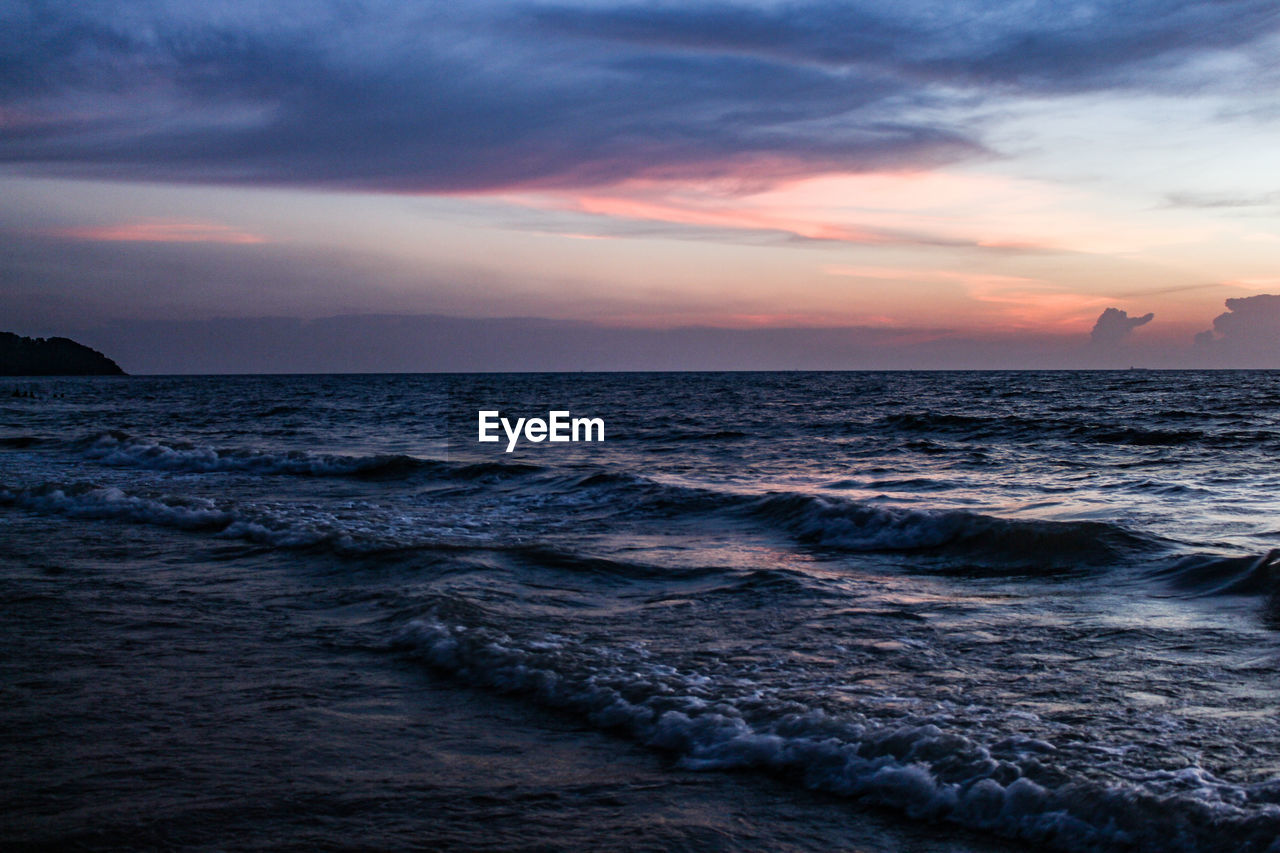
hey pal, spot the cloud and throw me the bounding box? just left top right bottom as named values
left=49, top=220, right=266, bottom=244
left=0, top=3, right=976, bottom=192
left=534, top=1, right=1280, bottom=93
left=1194, top=294, right=1280, bottom=355
left=1, top=1, right=1276, bottom=193
left=1090, top=307, right=1154, bottom=345
left=1164, top=191, right=1280, bottom=210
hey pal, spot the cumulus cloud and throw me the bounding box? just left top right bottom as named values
left=1090, top=307, right=1154, bottom=345
left=1, top=0, right=1277, bottom=192
left=1194, top=295, right=1280, bottom=355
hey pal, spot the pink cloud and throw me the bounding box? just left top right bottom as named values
left=557, top=186, right=891, bottom=244
left=498, top=171, right=1082, bottom=251
left=50, top=220, right=267, bottom=245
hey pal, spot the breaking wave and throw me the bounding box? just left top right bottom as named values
left=395, top=620, right=1280, bottom=852
left=0, top=482, right=419, bottom=552
left=73, top=431, right=540, bottom=481
left=0, top=482, right=232, bottom=530
left=569, top=473, right=1155, bottom=565
left=1151, top=550, right=1280, bottom=598
left=742, top=492, right=1150, bottom=564
left=1, top=461, right=1160, bottom=570
left=0, top=430, right=1216, bottom=571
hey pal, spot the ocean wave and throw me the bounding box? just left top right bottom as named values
left=449, top=460, right=546, bottom=479
left=880, top=412, right=1029, bottom=433
left=0, top=477, right=809, bottom=591
left=76, top=431, right=437, bottom=478
left=560, top=471, right=1155, bottom=566
left=0, top=481, right=411, bottom=552
left=667, top=429, right=749, bottom=441
left=876, top=411, right=1276, bottom=449
left=1081, top=425, right=1278, bottom=449
left=1150, top=550, right=1280, bottom=598
left=6, top=447, right=1156, bottom=571
left=73, top=431, right=542, bottom=481
left=0, top=482, right=233, bottom=530
left=1084, top=427, right=1206, bottom=446
left=395, top=619, right=1280, bottom=852
left=744, top=493, right=1152, bottom=564
left=0, top=479, right=639, bottom=560
left=494, top=544, right=728, bottom=583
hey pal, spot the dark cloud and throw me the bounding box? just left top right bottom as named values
left=2, top=1, right=1275, bottom=192
left=1194, top=295, right=1280, bottom=361
left=532, top=0, right=1280, bottom=92
left=1090, top=307, right=1153, bottom=346
left=0, top=3, right=975, bottom=191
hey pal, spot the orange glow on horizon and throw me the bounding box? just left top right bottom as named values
left=822, top=265, right=1110, bottom=332
left=52, top=220, right=267, bottom=245
left=588, top=311, right=908, bottom=329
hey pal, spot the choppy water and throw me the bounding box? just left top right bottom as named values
left=4, top=371, right=1280, bottom=852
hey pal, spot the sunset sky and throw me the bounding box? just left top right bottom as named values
left=2, top=0, right=1279, bottom=370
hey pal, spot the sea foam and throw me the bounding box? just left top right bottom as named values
left=395, top=619, right=1280, bottom=853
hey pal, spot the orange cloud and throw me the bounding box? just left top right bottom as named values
left=561, top=186, right=890, bottom=244
left=52, top=220, right=266, bottom=245
left=822, top=265, right=1109, bottom=332
left=504, top=168, right=1218, bottom=255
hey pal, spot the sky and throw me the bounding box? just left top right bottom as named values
left=1, top=0, right=1279, bottom=371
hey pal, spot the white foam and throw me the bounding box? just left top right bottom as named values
left=80, top=432, right=422, bottom=477
left=0, top=480, right=508, bottom=554
left=396, top=619, right=1280, bottom=852
left=2, top=483, right=231, bottom=529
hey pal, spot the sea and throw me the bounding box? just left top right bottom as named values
left=3, top=371, right=1280, bottom=852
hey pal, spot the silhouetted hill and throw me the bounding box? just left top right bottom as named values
left=0, top=332, right=126, bottom=376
